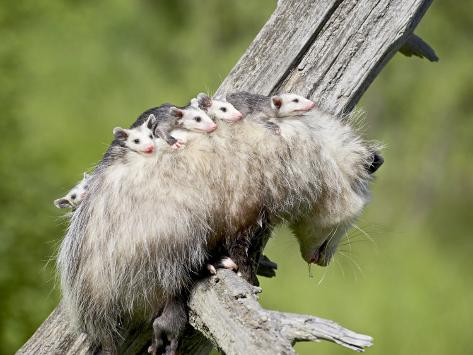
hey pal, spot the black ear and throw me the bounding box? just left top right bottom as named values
left=271, top=96, right=283, bottom=110
left=113, top=127, right=128, bottom=141
left=197, top=93, right=212, bottom=110
left=368, top=152, right=384, bottom=174
left=170, top=107, right=184, bottom=118
left=54, top=198, right=72, bottom=209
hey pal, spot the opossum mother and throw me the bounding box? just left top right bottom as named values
left=57, top=99, right=382, bottom=352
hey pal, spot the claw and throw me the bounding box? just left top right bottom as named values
left=220, top=257, right=238, bottom=271
left=207, top=264, right=217, bottom=275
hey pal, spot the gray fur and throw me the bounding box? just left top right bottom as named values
left=226, top=92, right=274, bottom=118
left=226, top=92, right=281, bottom=133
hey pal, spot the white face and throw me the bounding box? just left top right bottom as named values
left=179, top=107, right=217, bottom=133
left=113, top=117, right=156, bottom=155
left=208, top=99, right=243, bottom=122
left=54, top=173, right=91, bottom=208
left=272, top=93, right=316, bottom=117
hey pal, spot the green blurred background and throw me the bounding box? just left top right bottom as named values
left=1, top=1, right=472, bottom=354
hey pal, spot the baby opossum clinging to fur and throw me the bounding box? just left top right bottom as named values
left=113, top=114, right=157, bottom=155
left=150, top=103, right=217, bottom=149
left=226, top=91, right=316, bottom=134
left=54, top=172, right=91, bottom=209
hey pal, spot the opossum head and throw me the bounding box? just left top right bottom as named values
left=293, top=216, right=354, bottom=267
left=54, top=172, right=91, bottom=209
left=113, top=115, right=156, bottom=155
left=170, top=106, right=217, bottom=133
left=191, top=93, right=243, bottom=123
left=271, top=93, right=316, bottom=117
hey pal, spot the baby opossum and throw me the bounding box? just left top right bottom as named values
left=113, top=114, right=157, bottom=155
left=191, top=93, right=243, bottom=123
left=150, top=103, right=217, bottom=149
left=226, top=91, right=315, bottom=134
left=54, top=172, right=91, bottom=209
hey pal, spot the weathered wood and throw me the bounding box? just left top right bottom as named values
left=17, top=303, right=94, bottom=355
left=187, top=270, right=372, bottom=355
left=216, top=0, right=342, bottom=97
left=277, top=0, right=435, bottom=115
left=18, top=0, right=436, bottom=354
left=400, top=33, right=439, bottom=61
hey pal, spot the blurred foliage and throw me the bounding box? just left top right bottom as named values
left=0, top=1, right=471, bottom=354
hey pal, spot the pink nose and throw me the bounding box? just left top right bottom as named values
left=308, top=101, right=316, bottom=109
left=236, top=112, right=243, bottom=120
left=144, top=145, right=154, bottom=153
left=208, top=123, right=218, bottom=132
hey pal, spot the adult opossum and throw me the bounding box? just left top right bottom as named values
left=57, top=97, right=382, bottom=352
left=207, top=103, right=382, bottom=280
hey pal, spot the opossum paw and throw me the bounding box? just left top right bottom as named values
left=207, top=257, right=238, bottom=275
left=171, top=142, right=182, bottom=150
left=147, top=343, right=158, bottom=355
left=207, top=263, right=217, bottom=275
left=149, top=328, right=164, bottom=354
left=164, top=337, right=178, bottom=355
left=220, top=257, right=238, bottom=271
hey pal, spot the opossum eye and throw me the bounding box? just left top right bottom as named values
left=133, top=139, right=140, bottom=144
left=220, top=107, right=227, bottom=113
left=194, top=116, right=202, bottom=122
left=149, top=134, right=153, bottom=139
left=71, top=194, right=77, bottom=200
left=292, top=98, right=299, bottom=103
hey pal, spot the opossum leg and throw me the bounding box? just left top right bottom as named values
left=226, top=231, right=258, bottom=285
left=149, top=297, right=187, bottom=355
left=171, top=141, right=185, bottom=150
left=154, top=126, right=178, bottom=146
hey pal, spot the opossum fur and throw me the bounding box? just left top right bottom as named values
left=57, top=126, right=218, bottom=347
left=58, top=106, right=379, bottom=347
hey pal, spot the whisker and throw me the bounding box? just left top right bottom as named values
left=317, top=267, right=328, bottom=286
left=338, top=251, right=364, bottom=280
left=334, top=257, right=345, bottom=278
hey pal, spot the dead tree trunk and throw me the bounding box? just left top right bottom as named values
left=17, top=0, right=437, bottom=354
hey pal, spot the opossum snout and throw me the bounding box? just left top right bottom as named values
left=207, top=122, right=218, bottom=132
left=308, top=101, right=316, bottom=110
left=368, top=152, right=384, bottom=174
left=143, top=145, right=155, bottom=154
left=309, top=239, right=329, bottom=266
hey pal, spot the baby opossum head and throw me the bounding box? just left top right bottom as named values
left=271, top=93, right=316, bottom=117
left=113, top=115, right=156, bottom=155
left=171, top=106, right=218, bottom=133
left=54, top=172, right=91, bottom=209
left=191, top=93, right=243, bottom=123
